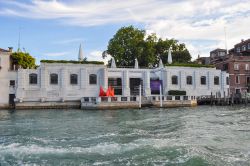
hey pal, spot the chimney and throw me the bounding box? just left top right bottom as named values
left=8, top=47, right=13, bottom=52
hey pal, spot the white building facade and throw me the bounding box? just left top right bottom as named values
left=14, top=62, right=229, bottom=106
left=0, top=47, right=229, bottom=108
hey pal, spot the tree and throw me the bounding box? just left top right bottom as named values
left=11, top=52, right=36, bottom=69
left=104, top=26, right=191, bottom=67
left=104, top=26, right=145, bottom=67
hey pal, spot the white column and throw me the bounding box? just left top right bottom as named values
left=144, top=71, right=151, bottom=96
left=40, top=66, right=48, bottom=98
left=123, top=70, right=130, bottom=96
left=102, top=68, right=108, bottom=89
left=164, top=70, right=169, bottom=94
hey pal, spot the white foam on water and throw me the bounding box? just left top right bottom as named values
left=0, top=141, right=140, bottom=156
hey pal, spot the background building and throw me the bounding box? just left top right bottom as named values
left=0, top=47, right=17, bottom=108
left=210, top=39, right=250, bottom=94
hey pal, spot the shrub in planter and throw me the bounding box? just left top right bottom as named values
left=168, top=90, right=186, bottom=96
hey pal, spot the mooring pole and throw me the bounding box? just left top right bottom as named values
left=160, top=84, right=163, bottom=108
left=139, top=84, right=141, bottom=108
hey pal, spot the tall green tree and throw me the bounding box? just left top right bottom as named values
left=11, top=52, right=36, bottom=69
left=103, top=26, right=191, bottom=67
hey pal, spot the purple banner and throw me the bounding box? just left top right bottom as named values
left=150, top=80, right=162, bottom=94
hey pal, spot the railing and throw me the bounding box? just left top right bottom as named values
left=81, top=95, right=196, bottom=104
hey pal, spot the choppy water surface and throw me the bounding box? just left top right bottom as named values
left=0, top=106, right=250, bottom=166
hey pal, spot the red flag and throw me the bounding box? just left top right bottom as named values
left=99, top=86, right=106, bottom=96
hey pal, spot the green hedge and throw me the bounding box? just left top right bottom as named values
left=166, top=63, right=214, bottom=68
left=168, top=90, right=186, bottom=96
left=40, top=60, right=104, bottom=65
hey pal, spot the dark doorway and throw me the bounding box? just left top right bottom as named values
left=235, top=89, right=241, bottom=94
left=9, top=94, right=15, bottom=107
left=130, top=78, right=143, bottom=96
left=108, top=77, right=122, bottom=95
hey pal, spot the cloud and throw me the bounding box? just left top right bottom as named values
left=1, top=0, right=250, bottom=59
left=43, top=51, right=70, bottom=57
left=88, top=50, right=110, bottom=64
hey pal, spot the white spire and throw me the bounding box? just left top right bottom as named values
left=168, top=46, right=172, bottom=64
left=159, top=58, right=164, bottom=68
left=78, top=44, right=83, bottom=61
left=134, top=58, right=139, bottom=69
left=111, top=57, right=116, bottom=68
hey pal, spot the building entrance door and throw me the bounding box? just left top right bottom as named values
left=129, top=78, right=143, bottom=96
left=9, top=94, right=15, bottom=107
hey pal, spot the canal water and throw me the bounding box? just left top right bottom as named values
left=0, top=106, right=250, bottom=166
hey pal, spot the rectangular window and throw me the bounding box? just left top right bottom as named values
left=248, top=43, right=250, bottom=49
left=200, top=76, right=206, bottom=85
left=246, top=64, right=249, bottom=70
left=226, top=77, right=229, bottom=85
left=172, top=75, right=178, bottom=85
left=9, top=80, right=15, bottom=86
left=214, top=76, right=219, bottom=85
left=236, top=75, right=240, bottom=84
left=237, top=47, right=240, bottom=53
left=186, top=76, right=192, bottom=85
left=234, top=64, right=239, bottom=70
left=89, top=74, right=97, bottom=84
left=70, top=74, right=78, bottom=85
left=50, top=74, right=58, bottom=85
left=242, top=45, right=246, bottom=51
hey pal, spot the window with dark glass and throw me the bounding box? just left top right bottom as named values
left=200, top=76, right=206, bottom=85
left=214, top=76, right=219, bottom=85
left=70, top=74, right=78, bottom=85
left=50, top=73, right=58, bottom=85
left=186, top=76, right=192, bottom=85
left=89, top=74, right=97, bottom=84
left=226, top=77, right=229, bottom=85
left=172, top=75, right=178, bottom=85
left=9, top=80, right=15, bottom=86
left=236, top=75, right=240, bottom=84
left=29, top=73, right=38, bottom=84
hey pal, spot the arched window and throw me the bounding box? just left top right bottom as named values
left=50, top=73, right=58, bottom=85
left=200, top=76, right=206, bottom=85
left=70, top=74, right=78, bottom=85
left=89, top=74, right=97, bottom=84
left=186, top=76, right=192, bottom=85
left=29, top=73, right=38, bottom=84
left=214, top=76, right=219, bottom=85
left=172, top=75, right=178, bottom=85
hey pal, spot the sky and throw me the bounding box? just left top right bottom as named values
left=0, top=0, right=250, bottom=64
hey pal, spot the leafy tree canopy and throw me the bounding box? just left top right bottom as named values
left=103, top=26, right=192, bottom=67
left=11, top=52, right=36, bottom=69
